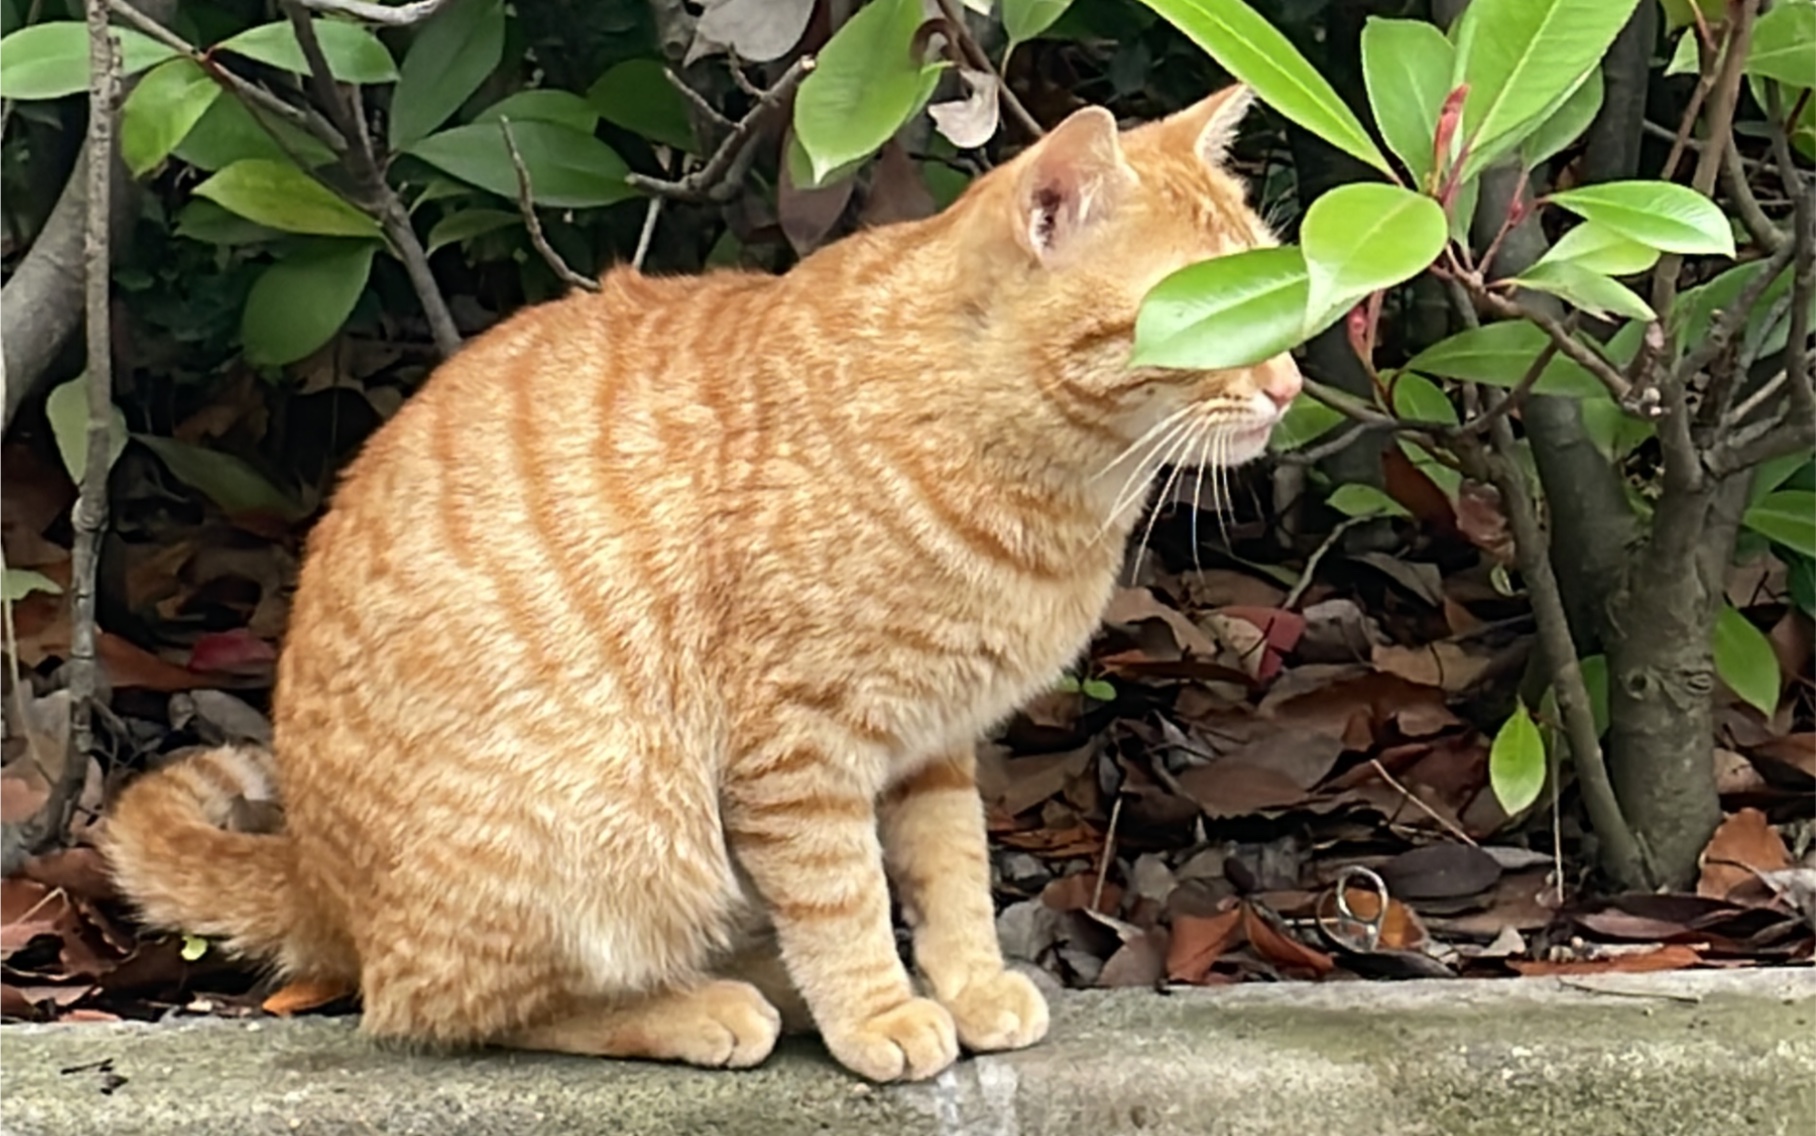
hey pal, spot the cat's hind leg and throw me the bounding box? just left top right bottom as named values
left=501, top=980, right=782, bottom=1067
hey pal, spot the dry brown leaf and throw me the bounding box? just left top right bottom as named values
left=1241, top=903, right=1335, bottom=977
left=1176, top=761, right=1311, bottom=817
left=261, top=979, right=356, bottom=1016
left=1097, top=927, right=1169, bottom=987
left=1371, top=641, right=1498, bottom=693
left=1165, top=906, right=1244, bottom=983
left=1509, top=944, right=1703, bottom=976
left=1102, top=587, right=1219, bottom=658
left=1697, top=808, right=1792, bottom=903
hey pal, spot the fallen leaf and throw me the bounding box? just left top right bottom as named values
left=261, top=978, right=356, bottom=1016
left=1097, top=927, right=1169, bottom=987
left=1176, top=761, right=1310, bottom=817
left=1509, top=944, right=1703, bottom=976
left=1697, top=808, right=1792, bottom=903
left=928, top=68, right=1000, bottom=149
left=1372, top=640, right=1498, bottom=693
left=1165, top=906, right=1244, bottom=983
left=1241, top=902, right=1335, bottom=977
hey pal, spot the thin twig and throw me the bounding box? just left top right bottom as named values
left=664, top=68, right=731, bottom=131
left=290, top=0, right=452, bottom=25
left=1721, top=141, right=1788, bottom=253
left=1465, top=283, right=1635, bottom=403
left=1090, top=794, right=1124, bottom=914
left=1283, top=515, right=1370, bottom=609
left=1457, top=341, right=1559, bottom=437
left=1555, top=978, right=1705, bottom=1003
left=931, top=0, right=1044, bottom=139
left=625, top=57, right=814, bottom=204
left=1367, top=759, right=1479, bottom=847
left=632, top=195, right=663, bottom=272
left=499, top=117, right=600, bottom=293
left=1764, top=82, right=1814, bottom=433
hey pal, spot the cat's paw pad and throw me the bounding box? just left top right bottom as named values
left=942, top=968, right=1049, bottom=1052
left=824, top=996, right=958, bottom=1082
left=670, top=980, right=783, bottom=1069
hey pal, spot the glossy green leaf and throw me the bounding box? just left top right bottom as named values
left=1713, top=604, right=1782, bottom=717
left=1328, top=482, right=1411, bottom=519
left=586, top=59, right=696, bottom=152
left=0, top=22, right=176, bottom=99
left=1268, top=396, right=1343, bottom=451
left=1004, top=0, right=1075, bottom=45
left=239, top=240, right=378, bottom=367
left=1300, top=182, right=1447, bottom=332
left=195, top=160, right=381, bottom=238
left=1750, top=454, right=1812, bottom=502
left=794, top=0, right=943, bottom=185
left=406, top=120, right=635, bottom=208
left=1406, top=321, right=1604, bottom=397
left=46, top=376, right=127, bottom=481
left=1489, top=702, right=1546, bottom=815
left=214, top=19, right=396, bottom=84
left=119, top=57, right=221, bottom=177
left=1547, top=180, right=1734, bottom=257
left=1743, top=490, right=1816, bottom=559
left=1134, top=0, right=1389, bottom=174
left=1518, top=66, right=1602, bottom=169
left=1360, top=17, right=1454, bottom=185
left=1578, top=392, right=1655, bottom=461
left=175, top=93, right=336, bottom=171
left=1452, top=0, right=1640, bottom=175
left=174, top=200, right=286, bottom=245
left=136, top=435, right=304, bottom=519
left=179, top=934, right=209, bottom=962
left=426, top=207, right=519, bottom=255
left=1532, top=222, right=1661, bottom=277
left=473, top=89, right=600, bottom=134
left=2, top=569, right=61, bottom=603
left=1665, top=29, right=1701, bottom=77
left=1392, top=372, right=1458, bottom=425
left=1132, top=246, right=1311, bottom=370
left=1080, top=676, right=1117, bottom=702
left=1748, top=1, right=1816, bottom=91
left=1514, top=261, right=1656, bottom=321
left=388, top=0, right=504, bottom=149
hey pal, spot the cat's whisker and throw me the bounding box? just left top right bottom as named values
left=1128, top=420, right=1203, bottom=582
left=1188, top=417, right=1216, bottom=576
left=1213, top=429, right=1233, bottom=548
left=1089, top=403, right=1198, bottom=484
left=1098, top=414, right=1200, bottom=539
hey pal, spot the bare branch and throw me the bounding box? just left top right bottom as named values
left=632, top=195, right=663, bottom=272
left=1721, top=141, right=1788, bottom=253
left=625, top=56, right=814, bottom=204
left=1764, top=82, right=1814, bottom=433
left=289, top=0, right=453, bottom=26
left=1464, top=282, right=1635, bottom=403
left=499, top=117, right=601, bottom=294
left=931, top=0, right=1044, bottom=140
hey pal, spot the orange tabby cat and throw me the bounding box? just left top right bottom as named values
left=102, top=84, right=1301, bottom=1082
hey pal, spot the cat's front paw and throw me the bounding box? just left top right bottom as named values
left=823, top=996, right=958, bottom=1082
left=941, top=968, right=1049, bottom=1053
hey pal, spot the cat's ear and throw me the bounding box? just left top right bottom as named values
left=1012, top=106, right=1132, bottom=264
left=1170, top=84, right=1255, bottom=167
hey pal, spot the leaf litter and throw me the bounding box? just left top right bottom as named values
left=2, top=379, right=1812, bottom=1025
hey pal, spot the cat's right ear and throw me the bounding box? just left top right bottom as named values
left=1011, top=106, right=1131, bottom=265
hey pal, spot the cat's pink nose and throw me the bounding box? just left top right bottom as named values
left=1261, top=361, right=1303, bottom=409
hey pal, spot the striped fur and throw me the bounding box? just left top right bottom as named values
left=101, top=88, right=1301, bottom=1082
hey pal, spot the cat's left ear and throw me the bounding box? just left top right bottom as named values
left=1169, top=84, right=1256, bottom=167
left=1012, top=106, right=1134, bottom=265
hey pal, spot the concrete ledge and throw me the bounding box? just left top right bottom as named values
left=4, top=971, right=1813, bottom=1136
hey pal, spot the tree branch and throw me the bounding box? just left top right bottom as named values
left=1463, top=281, right=1636, bottom=404
left=932, top=0, right=1044, bottom=139
left=289, top=0, right=453, bottom=25
left=499, top=117, right=600, bottom=293
left=624, top=56, right=814, bottom=204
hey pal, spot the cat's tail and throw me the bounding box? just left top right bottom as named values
left=101, top=743, right=300, bottom=964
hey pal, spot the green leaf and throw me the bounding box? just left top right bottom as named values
left=1268, top=396, right=1343, bottom=451
left=1579, top=392, right=1655, bottom=460
left=1546, top=180, right=1734, bottom=257
left=426, top=207, right=519, bottom=255
left=1748, top=1, right=1816, bottom=91
left=473, top=89, right=600, bottom=134
left=1517, top=66, right=1602, bottom=170
left=586, top=59, right=696, bottom=152
left=1490, top=703, right=1546, bottom=814
left=793, top=0, right=943, bottom=185
left=1750, top=454, right=1812, bottom=503
left=1300, top=182, right=1447, bottom=332
left=1, top=568, right=61, bottom=604
left=1578, top=654, right=1610, bottom=738
left=175, top=93, right=336, bottom=171
left=1360, top=17, right=1455, bottom=185
left=1743, top=490, right=1816, bottom=559
left=388, top=0, right=504, bottom=149
left=239, top=240, right=377, bottom=367
left=1514, top=261, right=1656, bottom=321
left=174, top=199, right=286, bottom=245
left=1327, top=482, right=1410, bottom=519
left=195, top=160, right=381, bottom=238
left=1532, top=222, right=1661, bottom=277
left=46, top=377, right=127, bottom=481
left=214, top=19, right=397, bottom=85
left=0, top=22, right=177, bottom=99
left=406, top=120, right=635, bottom=209
left=1004, top=0, right=1074, bottom=45
left=1452, top=0, right=1640, bottom=176
left=120, top=58, right=221, bottom=178
left=135, top=435, right=303, bottom=519
left=1080, top=676, right=1116, bottom=702
left=1134, top=0, right=1389, bottom=175
left=1665, top=29, right=1701, bottom=78
left=179, top=934, right=209, bottom=962
left=1405, top=321, right=1604, bottom=397
left=1391, top=371, right=1458, bottom=425
left=1713, top=603, right=1782, bottom=717
left=1132, top=246, right=1311, bottom=370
